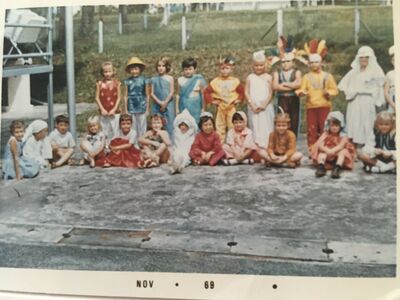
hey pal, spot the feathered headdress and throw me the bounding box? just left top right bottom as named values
left=275, top=106, right=291, bottom=124
left=269, top=35, right=308, bottom=66
left=299, top=39, right=328, bottom=62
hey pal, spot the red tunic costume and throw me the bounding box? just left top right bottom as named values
left=310, top=132, right=355, bottom=170
left=98, top=79, right=121, bottom=112
left=189, top=131, right=225, bottom=166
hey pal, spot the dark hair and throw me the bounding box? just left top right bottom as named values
left=119, top=113, right=132, bottom=124
left=232, top=112, right=244, bottom=122
left=329, top=118, right=342, bottom=127
left=182, top=57, right=197, bottom=69
left=127, top=63, right=145, bottom=73
left=198, top=115, right=215, bottom=131
left=10, top=120, right=25, bottom=133
left=150, top=113, right=166, bottom=129
left=55, top=115, right=69, bottom=125
left=156, top=57, right=171, bottom=73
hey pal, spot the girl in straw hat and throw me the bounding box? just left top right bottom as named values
left=123, top=57, right=149, bottom=139
left=96, top=61, right=121, bottom=145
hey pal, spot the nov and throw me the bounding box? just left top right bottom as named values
left=137, top=280, right=154, bottom=288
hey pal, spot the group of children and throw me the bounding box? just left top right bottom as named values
left=2, top=40, right=396, bottom=181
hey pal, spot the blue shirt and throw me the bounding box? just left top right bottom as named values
left=123, top=75, right=148, bottom=114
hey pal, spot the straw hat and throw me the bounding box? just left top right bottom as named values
left=125, top=57, right=145, bottom=72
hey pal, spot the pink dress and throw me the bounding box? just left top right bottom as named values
left=223, top=127, right=256, bottom=158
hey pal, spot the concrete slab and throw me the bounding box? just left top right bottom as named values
left=0, top=223, right=73, bottom=244
left=141, top=230, right=232, bottom=254
left=59, top=227, right=151, bottom=248
left=231, top=236, right=329, bottom=262
left=328, top=241, right=396, bottom=265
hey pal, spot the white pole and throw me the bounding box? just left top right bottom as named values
left=354, top=8, right=360, bottom=45
left=181, top=16, right=187, bottom=50
left=206, top=3, right=209, bottom=12
left=277, top=9, right=283, bottom=37
left=118, top=12, right=123, bottom=34
left=98, top=20, right=103, bottom=53
left=65, top=7, right=77, bottom=141
left=332, top=0, right=335, bottom=6
left=144, top=10, right=148, bottom=29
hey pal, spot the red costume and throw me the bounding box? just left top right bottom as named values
left=310, top=132, right=355, bottom=170
left=189, top=131, right=225, bottom=166
left=98, top=79, right=121, bottom=112
left=102, top=138, right=141, bottom=168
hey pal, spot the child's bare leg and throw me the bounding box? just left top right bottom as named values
left=317, top=153, right=327, bottom=165
left=53, top=148, right=74, bottom=168
left=358, top=152, right=377, bottom=166
left=157, top=144, right=170, bottom=164
left=287, top=152, right=303, bottom=167
left=336, top=150, right=346, bottom=167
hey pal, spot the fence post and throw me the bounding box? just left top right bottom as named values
left=332, top=0, right=335, bottom=5
left=98, top=20, right=103, bottom=53
left=277, top=9, right=283, bottom=37
left=206, top=3, right=209, bottom=12
left=118, top=12, right=123, bottom=34
left=354, top=8, right=360, bottom=45
left=143, top=10, right=148, bottom=29
left=182, top=16, right=187, bottom=50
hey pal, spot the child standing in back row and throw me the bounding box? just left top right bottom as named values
left=384, top=45, right=396, bottom=113
left=124, top=57, right=149, bottom=138
left=296, top=40, right=338, bottom=152
left=96, top=61, right=121, bottom=144
left=204, top=56, right=244, bottom=143
left=177, top=57, right=207, bottom=124
left=151, top=57, right=175, bottom=138
left=245, top=51, right=274, bottom=149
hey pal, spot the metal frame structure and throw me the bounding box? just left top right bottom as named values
left=2, top=8, right=54, bottom=130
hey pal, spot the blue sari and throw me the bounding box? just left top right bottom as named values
left=179, top=74, right=206, bottom=124
left=151, top=75, right=175, bottom=137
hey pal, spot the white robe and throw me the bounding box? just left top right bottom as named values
left=247, top=73, right=274, bottom=148
left=338, top=48, right=385, bottom=145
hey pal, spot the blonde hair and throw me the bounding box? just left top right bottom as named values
left=274, top=107, right=291, bottom=124
left=86, top=115, right=102, bottom=133
left=100, top=61, right=116, bottom=77
left=375, top=111, right=396, bottom=135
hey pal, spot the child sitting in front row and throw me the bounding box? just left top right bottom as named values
left=80, top=116, right=106, bottom=168
left=23, top=120, right=53, bottom=169
left=103, top=113, right=141, bottom=168
left=223, top=111, right=256, bottom=165
left=189, top=112, right=225, bottom=166
left=311, top=111, right=355, bottom=179
left=359, top=111, right=396, bottom=173
left=3, top=120, right=40, bottom=180
left=138, top=114, right=171, bottom=168
left=170, top=109, right=198, bottom=174
left=258, top=109, right=302, bottom=168
left=49, top=115, right=76, bottom=168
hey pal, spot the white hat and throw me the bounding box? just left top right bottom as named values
left=357, top=46, right=374, bottom=57
left=31, top=120, right=48, bottom=134
left=200, top=111, right=213, bottom=119
left=252, top=50, right=266, bottom=63
left=309, top=53, right=322, bottom=63
left=389, top=45, right=395, bottom=56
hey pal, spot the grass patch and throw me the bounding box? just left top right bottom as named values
left=45, top=5, right=394, bottom=133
